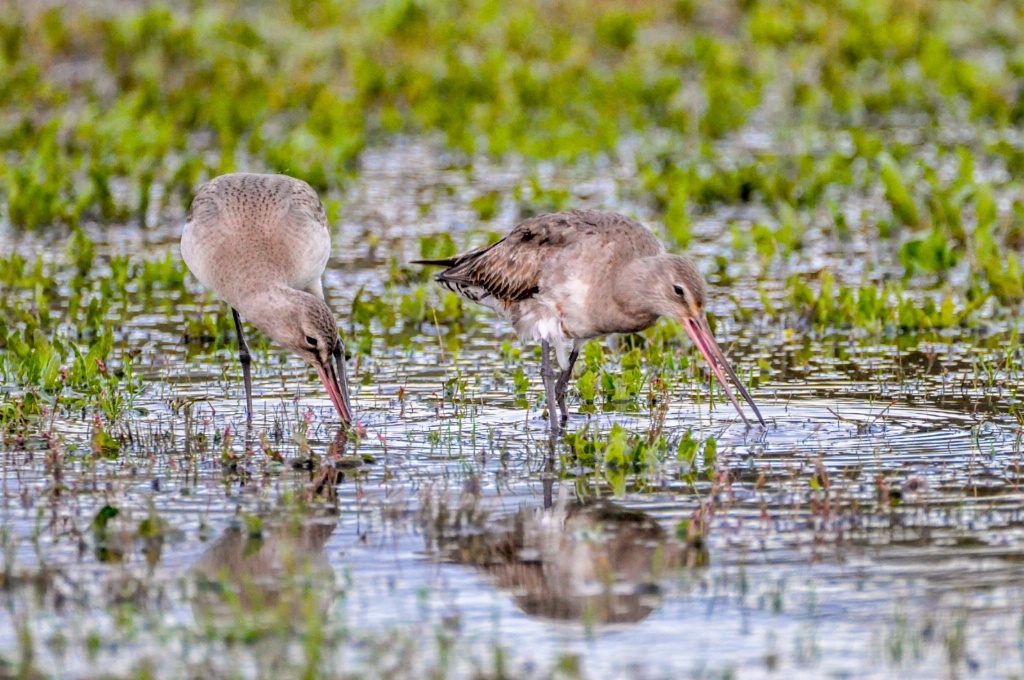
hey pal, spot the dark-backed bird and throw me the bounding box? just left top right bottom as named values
left=415, top=209, right=763, bottom=433
left=180, top=173, right=352, bottom=424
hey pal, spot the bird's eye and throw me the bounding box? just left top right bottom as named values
left=673, top=284, right=687, bottom=299
left=305, top=335, right=318, bottom=347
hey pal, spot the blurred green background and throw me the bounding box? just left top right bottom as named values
left=3, top=0, right=1023, bottom=270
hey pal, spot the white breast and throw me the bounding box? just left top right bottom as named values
left=512, top=298, right=573, bottom=369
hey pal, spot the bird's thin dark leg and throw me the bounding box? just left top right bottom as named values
left=540, top=340, right=560, bottom=435
left=554, top=341, right=580, bottom=428
left=231, top=308, right=254, bottom=424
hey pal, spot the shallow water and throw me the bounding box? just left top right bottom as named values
left=1, top=141, right=1023, bottom=679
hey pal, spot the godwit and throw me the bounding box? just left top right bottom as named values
left=180, top=173, right=352, bottom=424
left=416, top=209, right=764, bottom=433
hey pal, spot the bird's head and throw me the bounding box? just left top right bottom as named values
left=641, top=255, right=765, bottom=427
left=644, top=255, right=708, bottom=323
left=280, top=295, right=352, bottom=424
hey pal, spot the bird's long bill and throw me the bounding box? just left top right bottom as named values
left=316, top=358, right=352, bottom=424
left=683, top=316, right=766, bottom=427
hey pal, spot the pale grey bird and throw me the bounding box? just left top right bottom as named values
left=416, top=209, right=764, bottom=433
left=180, top=173, right=351, bottom=423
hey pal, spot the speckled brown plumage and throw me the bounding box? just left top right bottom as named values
left=416, top=209, right=764, bottom=431
left=184, top=173, right=330, bottom=303
left=422, top=210, right=664, bottom=308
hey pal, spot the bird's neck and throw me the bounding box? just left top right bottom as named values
left=235, top=283, right=312, bottom=346
left=599, top=257, right=664, bottom=333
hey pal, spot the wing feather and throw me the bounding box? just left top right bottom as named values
left=415, top=210, right=659, bottom=306
left=430, top=212, right=588, bottom=304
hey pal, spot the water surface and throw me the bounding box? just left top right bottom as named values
left=1, top=142, right=1023, bottom=679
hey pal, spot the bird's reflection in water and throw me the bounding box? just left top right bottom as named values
left=190, top=513, right=338, bottom=627
left=189, top=427, right=350, bottom=630
left=433, top=495, right=707, bottom=624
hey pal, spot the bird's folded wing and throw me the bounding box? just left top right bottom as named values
left=427, top=215, right=581, bottom=303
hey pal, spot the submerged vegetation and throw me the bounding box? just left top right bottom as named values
left=1, top=0, right=1024, bottom=678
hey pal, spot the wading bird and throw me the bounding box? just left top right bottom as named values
left=416, top=209, right=763, bottom=434
left=180, top=173, right=351, bottom=424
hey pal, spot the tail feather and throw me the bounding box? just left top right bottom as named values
left=412, top=243, right=502, bottom=303
left=410, top=258, right=458, bottom=267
